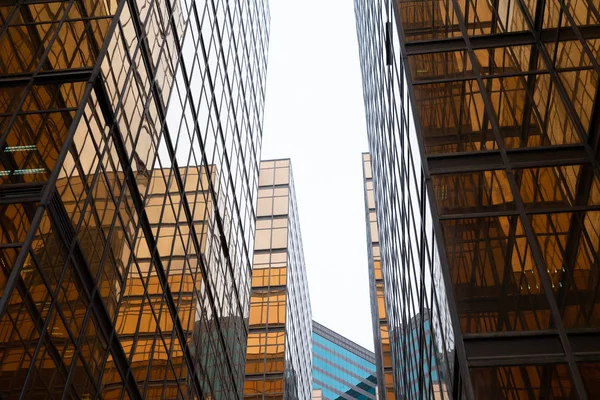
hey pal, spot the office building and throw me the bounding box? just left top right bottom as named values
left=364, top=153, right=450, bottom=400
left=244, top=159, right=312, bottom=400
left=355, top=0, right=600, bottom=398
left=362, top=152, right=395, bottom=399
left=312, top=321, right=377, bottom=400
left=0, top=0, right=269, bottom=398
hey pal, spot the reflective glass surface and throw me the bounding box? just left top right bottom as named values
left=244, top=160, right=312, bottom=400
left=355, top=0, right=600, bottom=396
left=312, top=321, right=378, bottom=399
left=0, top=0, right=270, bottom=398
left=362, top=153, right=396, bottom=400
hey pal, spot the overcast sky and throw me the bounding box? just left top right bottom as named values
left=260, top=0, right=373, bottom=350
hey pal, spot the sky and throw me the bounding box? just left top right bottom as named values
left=260, top=0, right=374, bottom=350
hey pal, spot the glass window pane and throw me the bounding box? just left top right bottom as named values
left=471, top=364, right=574, bottom=398
left=442, top=216, right=551, bottom=333
left=432, top=170, right=515, bottom=215
left=414, top=80, right=497, bottom=154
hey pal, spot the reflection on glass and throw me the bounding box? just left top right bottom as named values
left=0, top=0, right=269, bottom=398
left=355, top=0, right=600, bottom=393
left=244, top=160, right=312, bottom=400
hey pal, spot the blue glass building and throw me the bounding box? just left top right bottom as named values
left=312, top=321, right=378, bottom=399
left=399, top=311, right=451, bottom=399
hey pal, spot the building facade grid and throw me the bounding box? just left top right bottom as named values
left=244, top=159, right=312, bottom=400
left=355, top=0, right=600, bottom=398
left=0, top=0, right=269, bottom=398
left=312, top=321, right=378, bottom=400
left=362, top=152, right=396, bottom=400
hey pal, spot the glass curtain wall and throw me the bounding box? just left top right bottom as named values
left=312, top=320, right=378, bottom=400
left=244, top=159, right=312, bottom=400
left=362, top=152, right=396, bottom=400
left=355, top=0, right=600, bottom=397
left=0, top=0, right=269, bottom=398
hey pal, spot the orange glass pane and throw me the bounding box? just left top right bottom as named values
left=408, top=50, right=473, bottom=82
left=456, top=0, right=528, bottom=35
left=474, top=45, right=533, bottom=76
left=397, top=0, right=461, bottom=42
left=442, top=216, right=551, bottom=333
left=432, top=170, right=514, bottom=215
left=471, top=364, right=574, bottom=398
left=414, top=80, right=497, bottom=154
left=531, top=211, right=600, bottom=328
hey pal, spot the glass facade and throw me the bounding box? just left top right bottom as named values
left=312, top=321, right=378, bottom=400
left=362, top=152, right=395, bottom=400
left=244, top=159, right=312, bottom=400
left=355, top=0, right=600, bottom=398
left=0, top=0, right=269, bottom=398
left=400, top=312, right=451, bottom=400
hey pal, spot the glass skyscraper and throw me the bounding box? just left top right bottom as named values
left=355, top=0, right=600, bottom=398
left=0, top=0, right=269, bottom=398
left=362, top=152, right=395, bottom=399
left=244, top=159, right=312, bottom=400
left=312, top=321, right=378, bottom=400
left=363, top=152, right=451, bottom=400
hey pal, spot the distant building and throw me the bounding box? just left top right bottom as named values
left=244, top=159, right=312, bottom=400
left=312, top=321, right=377, bottom=399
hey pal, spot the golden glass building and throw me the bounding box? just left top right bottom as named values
left=244, top=159, right=312, bottom=400
left=0, top=0, right=269, bottom=398
left=355, top=0, right=600, bottom=398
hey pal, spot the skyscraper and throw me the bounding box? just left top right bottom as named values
left=244, top=159, right=312, bottom=400
left=364, top=152, right=451, bottom=400
left=312, top=320, right=378, bottom=400
left=362, top=152, right=395, bottom=399
left=0, top=0, right=269, bottom=398
left=355, top=0, right=600, bottom=398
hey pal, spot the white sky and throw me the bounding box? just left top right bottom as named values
left=260, top=0, right=374, bottom=351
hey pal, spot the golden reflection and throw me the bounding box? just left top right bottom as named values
left=558, top=69, right=597, bottom=131
left=244, top=161, right=292, bottom=398
left=415, top=80, right=496, bottom=154
left=474, top=46, right=533, bottom=75
left=409, top=50, right=473, bottom=82
left=99, top=167, right=210, bottom=398
left=249, top=290, right=287, bottom=326
left=0, top=0, right=114, bottom=185
left=442, top=216, right=552, bottom=333
left=433, top=170, right=514, bottom=215
left=397, top=0, right=461, bottom=42
left=363, top=154, right=395, bottom=399
left=1, top=82, right=86, bottom=184
left=531, top=211, right=600, bottom=328
left=0, top=0, right=257, bottom=397
left=0, top=211, right=104, bottom=398
left=472, top=364, right=574, bottom=398
left=463, top=0, right=528, bottom=34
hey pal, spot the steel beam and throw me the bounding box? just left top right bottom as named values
left=427, top=145, right=590, bottom=174
left=404, top=25, right=600, bottom=56
left=465, top=329, right=600, bottom=366
left=0, top=68, right=93, bottom=88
